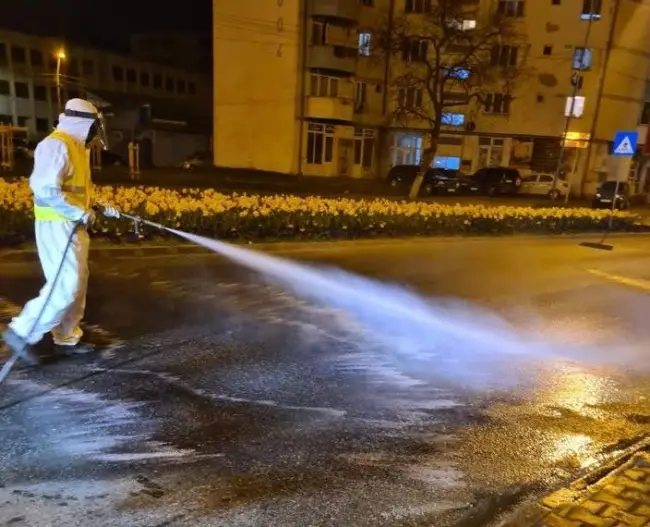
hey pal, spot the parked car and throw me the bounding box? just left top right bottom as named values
left=592, top=180, right=630, bottom=210
left=387, top=165, right=470, bottom=196
left=519, top=173, right=569, bottom=200
left=429, top=173, right=479, bottom=195
left=469, top=167, right=522, bottom=196
left=180, top=150, right=211, bottom=171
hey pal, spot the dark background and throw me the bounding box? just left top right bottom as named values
left=0, top=0, right=211, bottom=51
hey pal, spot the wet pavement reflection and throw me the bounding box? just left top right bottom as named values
left=1, top=236, right=650, bottom=525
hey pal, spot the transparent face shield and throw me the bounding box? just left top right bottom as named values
left=93, top=113, right=108, bottom=150
left=63, top=108, right=108, bottom=150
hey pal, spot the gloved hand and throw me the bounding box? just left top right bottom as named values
left=102, top=205, right=121, bottom=219
left=80, top=209, right=97, bottom=225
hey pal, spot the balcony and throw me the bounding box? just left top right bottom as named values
left=309, top=45, right=357, bottom=74
left=311, top=0, right=361, bottom=22
left=307, top=95, right=354, bottom=121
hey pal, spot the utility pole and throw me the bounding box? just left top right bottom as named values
left=554, top=4, right=595, bottom=204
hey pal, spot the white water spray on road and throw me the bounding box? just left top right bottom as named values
left=166, top=231, right=620, bottom=389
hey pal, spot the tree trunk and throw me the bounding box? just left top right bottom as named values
left=408, top=133, right=439, bottom=201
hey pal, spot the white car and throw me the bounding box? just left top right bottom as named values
left=519, top=173, right=569, bottom=200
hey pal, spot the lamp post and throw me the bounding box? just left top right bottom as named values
left=55, top=49, right=66, bottom=113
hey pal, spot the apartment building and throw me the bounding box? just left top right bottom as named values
left=0, top=28, right=210, bottom=141
left=213, top=0, right=650, bottom=195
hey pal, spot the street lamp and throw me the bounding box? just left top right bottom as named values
left=55, top=48, right=66, bottom=113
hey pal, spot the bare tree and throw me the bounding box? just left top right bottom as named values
left=376, top=0, right=530, bottom=199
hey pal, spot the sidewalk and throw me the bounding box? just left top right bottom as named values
left=504, top=451, right=650, bottom=527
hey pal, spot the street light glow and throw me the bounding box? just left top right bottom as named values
left=55, top=49, right=66, bottom=60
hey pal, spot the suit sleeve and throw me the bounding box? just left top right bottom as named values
left=29, top=138, right=86, bottom=221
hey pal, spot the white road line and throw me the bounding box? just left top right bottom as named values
left=587, top=269, right=650, bottom=293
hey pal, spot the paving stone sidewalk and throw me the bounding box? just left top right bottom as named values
left=505, top=452, right=650, bottom=527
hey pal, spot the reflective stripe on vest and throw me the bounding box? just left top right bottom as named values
left=33, top=130, right=92, bottom=221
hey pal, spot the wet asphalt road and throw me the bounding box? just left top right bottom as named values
left=3, top=236, right=650, bottom=526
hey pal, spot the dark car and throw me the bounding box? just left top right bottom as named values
left=469, top=167, right=522, bottom=196
left=592, top=181, right=630, bottom=210
left=387, top=165, right=468, bottom=196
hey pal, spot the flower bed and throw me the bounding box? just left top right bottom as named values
left=0, top=178, right=645, bottom=244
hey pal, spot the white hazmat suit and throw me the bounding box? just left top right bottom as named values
left=3, top=99, right=118, bottom=364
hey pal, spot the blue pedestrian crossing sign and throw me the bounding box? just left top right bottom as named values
left=612, top=131, right=638, bottom=156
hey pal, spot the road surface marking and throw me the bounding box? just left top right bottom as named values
left=587, top=269, right=650, bottom=293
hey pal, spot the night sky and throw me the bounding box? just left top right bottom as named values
left=1, top=0, right=212, bottom=51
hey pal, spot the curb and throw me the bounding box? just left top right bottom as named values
left=498, top=434, right=650, bottom=526
left=2, top=232, right=650, bottom=264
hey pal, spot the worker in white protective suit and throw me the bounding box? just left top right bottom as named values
left=2, top=99, right=120, bottom=365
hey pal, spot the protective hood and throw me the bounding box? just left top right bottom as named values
left=55, top=98, right=106, bottom=148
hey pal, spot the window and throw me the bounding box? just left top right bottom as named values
left=441, top=112, right=465, bottom=126
left=141, top=72, right=151, bottom=87
left=36, top=117, right=49, bottom=133
left=354, top=129, right=375, bottom=169
left=497, top=0, right=525, bottom=17
left=393, top=133, right=423, bottom=165
left=402, top=38, right=428, bottom=62
left=355, top=81, right=367, bottom=111
left=189, top=82, right=196, bottom=95
left=312, top=21, right=326, bottom=45
left=11, top=46, right=26, bottom=63
left=0, top=115, right=12, bottom=125
left=434, top=156, right=461, bottom=170
left=462, top=20, right=477, bottom=30
left=405, top=0, right=431, bottom=14
left=398, top=87, right=423, bottom=108
left=443, top=67, right=470, bottom=80
left=484, top=93, right=511, bottom=114
left=565, top=96, right=585, bottom=117
left=491, top=45, right=518, bottom=67
left=478, top=137, right=504, bottom=168
left=166, top=77, right=175, bottom=92
left=543, top=45, right=552, bottom=56
left=17, top=116, right=28, bottom=127
left=0, top=80, right=9, bottom=95
left=14, top=82, right=29, bottom=99
left=112, top=65, right=124, bottom=82
left=126, top=68, right=137, bottom=83
left=82, top=59, right=94, bottom=76
left=153, top=74, right=162, bottom=89
left=306, top=123, right=334, bottom=165
left=572, top=47, right=592, bottom=70
left=33, top=85, right=47, bottom=101
left=68, top=59, right=79, bottom=77
left=312, top=74, right=340, bottom=97
left=178, top=79, right=186, bottom=93
left=30, top=49, right=43, bottom=66
left=581, top=0, right=602, bottom=20
left=358, top=32, right=372, bottom=57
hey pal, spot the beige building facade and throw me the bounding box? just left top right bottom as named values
left=213, top=0, right=650, bottom=196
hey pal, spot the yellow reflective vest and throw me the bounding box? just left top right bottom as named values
left=33, top=130, right=91, bottom=221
